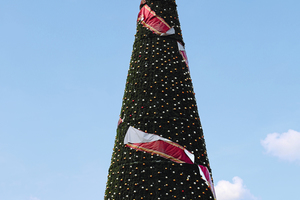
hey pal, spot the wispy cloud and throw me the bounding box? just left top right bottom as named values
left=261, top=129, right=300, bottom=162
left=30, top=196, right=40, bottom=200
left=215, top=177, right=257, bottom=200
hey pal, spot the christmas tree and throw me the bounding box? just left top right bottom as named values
left=105, top=0, right=216, bottom=199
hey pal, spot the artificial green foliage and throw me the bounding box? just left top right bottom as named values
left=105, top=0, right=215, bottom=199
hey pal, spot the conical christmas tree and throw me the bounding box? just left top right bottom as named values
left=105, top=0, right=216, bottom=199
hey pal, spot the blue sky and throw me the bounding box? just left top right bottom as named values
left=0, top=0, right=299, bottom=200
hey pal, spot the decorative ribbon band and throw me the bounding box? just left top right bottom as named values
left=177, top=41, right=189, bottom=68
left=124, top=126, right=216, bottom=199
left=138, top=5, right=175, bottom=36
left=117, top=118, right=123, bottom=126
left=140, top=0, right=146, bottom=7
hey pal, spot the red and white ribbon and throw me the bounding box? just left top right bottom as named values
left=140, top=0, right=146, bottom=6
left=118, top=116, right=125, bottom=126
left=138, top=5, right=175, bottom=36
left=124, top=126, right=216, bottom=199
left=177, top=41, right=189, bottom=68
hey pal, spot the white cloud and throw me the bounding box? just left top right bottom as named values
left=261, top=129, right=300, bottom=162
left=215, top=177, right=257, bottom=200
